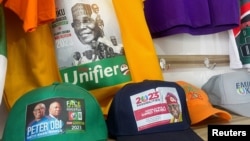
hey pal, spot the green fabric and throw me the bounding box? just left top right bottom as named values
left=0, top=4, right=7, bottom=57
left=2, top=82, right=107, bottom=141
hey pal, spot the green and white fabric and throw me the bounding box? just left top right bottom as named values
left=0, top=4, right=7, bottom=104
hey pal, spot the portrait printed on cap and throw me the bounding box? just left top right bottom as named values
left=165, top=92, right=183, bottom=123
left=130, top=87, right=183, bottom=131
left=25, top=98, right=85, bottom=141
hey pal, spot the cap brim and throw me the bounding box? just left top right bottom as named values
left=116, top=128, right=203, bottom=141
left=220, top=103, right=250, bottom=117
left=189, top=105, right=232, bottom=124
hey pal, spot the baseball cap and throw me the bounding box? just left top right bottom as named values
left=2, top=82, right=107, bottom=141
left=106, top=80, right=203, bottom=141
left=202, top=71, right=250, bottom=117
left=176, top=81, right=232, bottom=125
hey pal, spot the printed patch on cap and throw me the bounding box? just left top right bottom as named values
left=130, top=87, right=183, bottom=131
left=25, top=98, right=85, bottom=141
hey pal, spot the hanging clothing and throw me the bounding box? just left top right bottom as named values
left=3, top=0, right=56, bottom=32
left=0, top=3, right=7, bottom=104
left=52, top=0, right=163, bottom=116
left=144, top=0, right=240, bottom=38
left=113, top=0, right=163, bottom=81
left=3, top=7, right=61, bottom=110
left=230, top=0, right=250, bottom=70
left=2, top=0, right=163, bottom=117
left=228, top=30, right=243, bottom=69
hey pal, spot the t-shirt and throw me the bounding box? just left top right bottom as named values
left=230, top=0, right=250, bottom=69
left=113, top=0, right=163, bottom=81
left=3, top=7, right=61, bottom=110
left=144, top=0, right=240, bottom=38
left=4, top=0, right=56, bottom=32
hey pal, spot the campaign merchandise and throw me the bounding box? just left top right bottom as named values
left=51, top=0, right=163, bottom=115
left=107, top=80, right=203, bottom=141
left=3, top=8, right=61, bottom=111
left=144, top=0, right=240, bottom=38
left=202, top=71, right=250, bottom=117
left=0, top=3, right=7, bottom=105
left=2, top=82, right=107, bottom=141
left=229, top=1, right=250, bottom=69
left=176, top=81, right=232, bottom=125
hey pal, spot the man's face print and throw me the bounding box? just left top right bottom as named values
left=72, top=14, right=96, bottom=44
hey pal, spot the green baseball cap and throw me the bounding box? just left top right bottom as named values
left=2, top=82, right=107, bottom=141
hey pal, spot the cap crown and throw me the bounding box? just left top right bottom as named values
left=177, top=81, right=232, bottom=124
left=202, top=71, right=250, bottom=117
left=107, top=80, right=191, bottom=136
left=2, top=82, right=107, bottom=141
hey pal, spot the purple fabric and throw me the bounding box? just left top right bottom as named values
left=144, top=0, right=240, bottom=38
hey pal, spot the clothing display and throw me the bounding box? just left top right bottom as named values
left=1, top=0, right=250, bottom=140
left=51, top=0, right=164, bottom=116
left=1, top=0, right=164, bottom=117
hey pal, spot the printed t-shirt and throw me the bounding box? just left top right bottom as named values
left=230, top=1, right=250, bottom=69
left=52, top=0, right=163, bottom=116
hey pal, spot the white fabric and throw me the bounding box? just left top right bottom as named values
left=0, top=56, right=7, bottom=105
left=228, top=30, right=243, bottom=69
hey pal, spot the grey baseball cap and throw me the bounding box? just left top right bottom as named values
left=202, top=71, right=250, bottom=117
